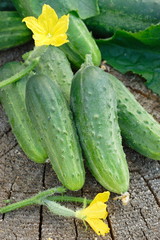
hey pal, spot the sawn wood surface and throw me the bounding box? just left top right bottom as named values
left=0, top=43, right=160, bottom=240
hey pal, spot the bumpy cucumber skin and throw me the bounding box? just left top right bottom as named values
left=71, top=66, right=129, bottom=194
left=34, top=46, right=73, bottom=102
left=85, top=0, right=160, bottom=37
left=108, top=73, right=160, bottom=160
left=0, top=62, right=47, bottom=163
left=26, top=74, right=85, bottom=191
left=60, top=13, right=101, bottom=68
left=0, top=11, right=31, bottom=50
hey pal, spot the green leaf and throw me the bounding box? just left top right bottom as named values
left=97, top=24, right=160, bottom=96
left=85, top=0, right=160, bottom=37
left=12, top=0, right=99, bottom=19
left=43, top=0, right=100, bottom=19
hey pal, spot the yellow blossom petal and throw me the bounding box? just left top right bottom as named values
left=90, top=191, right=110, bottom=206
left=86, top=218, right=110, bottom=236
left=22, top=17, right=45, bottom=34
left=77, top=202, right=108, bottom=219
left=75, top=192, right=110, bottom=236
left=52, top=15, right=70, bottom=35
left=22, top=4, right=69, bottom=47
left=50, top=34, right=69, bottom=47
left=38, top=4, right=58, bottom=33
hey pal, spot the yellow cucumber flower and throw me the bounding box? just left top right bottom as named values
left=22, top=4, right=69, bottom=47
left=76, top=192, right=110, bottom=236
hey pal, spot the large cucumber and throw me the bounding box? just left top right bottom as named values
left=85, top=0, right=160, bottom=37
left=12, top=0, right=101, bottom=67
left=26, top=74, right=85, bottom=191
left=0, top=11, right=31, bottom=50
left=0, top=62, right=47, bottom=163
left=108, top=73, right=160, bottom=160
left=71, top=65, right=129, bottom=194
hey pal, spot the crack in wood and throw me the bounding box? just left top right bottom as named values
left=39, top=205, right=43, bottom=240
left=13, top=232, right=18, bottom=240
left=73, top=219, right=78, bottom=240
left=139, top=209, right=150, bottom=230
left=0, top=142, right=18, bottom=158
left=0, top=127, right=11, bottom=140
left=141, top=229, right=149, bottom=240
left=38, top=164, right=46, bottom=240
left=107, top=215, right=115, bottom=240
left=140, top=174, right=160, bottom=207
left=127, top=86, right=159, bottom=102
left=2, top=175, right=18, bottom=220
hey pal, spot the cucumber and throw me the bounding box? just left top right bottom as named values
left=85, top=0, right=160, bottom=37
left=12, top=0, right=101, bottom=67
left=0, top=62, right=47, bottom=163
left=71, top=65, right=129, bottom=194
left=0, top=11, right=31, bottom=50
left=60, top=12, right=101, bottom=68
left=108, top=73, right=160, bottom=160
left=26, top=74, right=85, bottom=191
left=32, top=46, right=73, bottom=102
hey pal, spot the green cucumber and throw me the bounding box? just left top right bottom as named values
left=85, top=0, right=160, bottom=37
left=0, top=62, right=47, bottom=163
left=0, top=11, right=31, bottom=50
left=71, top=65, right=129, bottom=194
left=12, top=0, right=101, bottom=67
left=108, top=73, right=160, bottom=160
left=26, top=74, right=85, bottom=191
left=32, top=46, right=73, bottom=102
left=60, top=12, right=101, bottom=68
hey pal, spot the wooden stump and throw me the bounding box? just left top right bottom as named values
left=0, top=43, right=160, bottom=240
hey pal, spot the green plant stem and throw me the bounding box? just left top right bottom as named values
left=0, top=187, right=92, bottom=214
left=47, top=195, right=92, bottom=204
left=0, top=59, right=38, bottom=88
left=0, top=187, right=65, bottom=214
left=0, top=45, right=48, bottom=89
left=42, top=199, right=76, bottom=217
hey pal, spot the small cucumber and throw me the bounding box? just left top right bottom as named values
left=108, top=73, right=160, bottom=160
left=60, top=12, right=101, bottom=68
left=0, top=62, right=47, bottom=163
left=26, top=74, right=85, bottom=191
left=71, top=65, right=129, bottom=194
left=0, top=11, right=31, bottom=50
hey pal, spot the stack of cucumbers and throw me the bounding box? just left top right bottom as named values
left=0, top=0, right=160, bottom=195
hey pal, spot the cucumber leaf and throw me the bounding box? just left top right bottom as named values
left=12, top=0, right=99, bottom=19
left=43, top=0, right=100, bottom=19
left=97, top=24, right=160, bottom=96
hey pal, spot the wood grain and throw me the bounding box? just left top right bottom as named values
left=0, top=43, right=160, bottom=240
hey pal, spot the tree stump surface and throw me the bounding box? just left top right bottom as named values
left=0, top=43, right=160, bottom=240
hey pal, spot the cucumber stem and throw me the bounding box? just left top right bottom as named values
left=47, top=195, right=92, bottom=204
left=0, top=187, right=65, bottom=214
left=0, top=59, right=38, bottom=88
left=42, top=199, right=76, bottom=217
left=113, top=192, right=130, bottom=205
left=0, top=45, right=48, bottom=89
left=0, top=188, right=92, bottom=214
